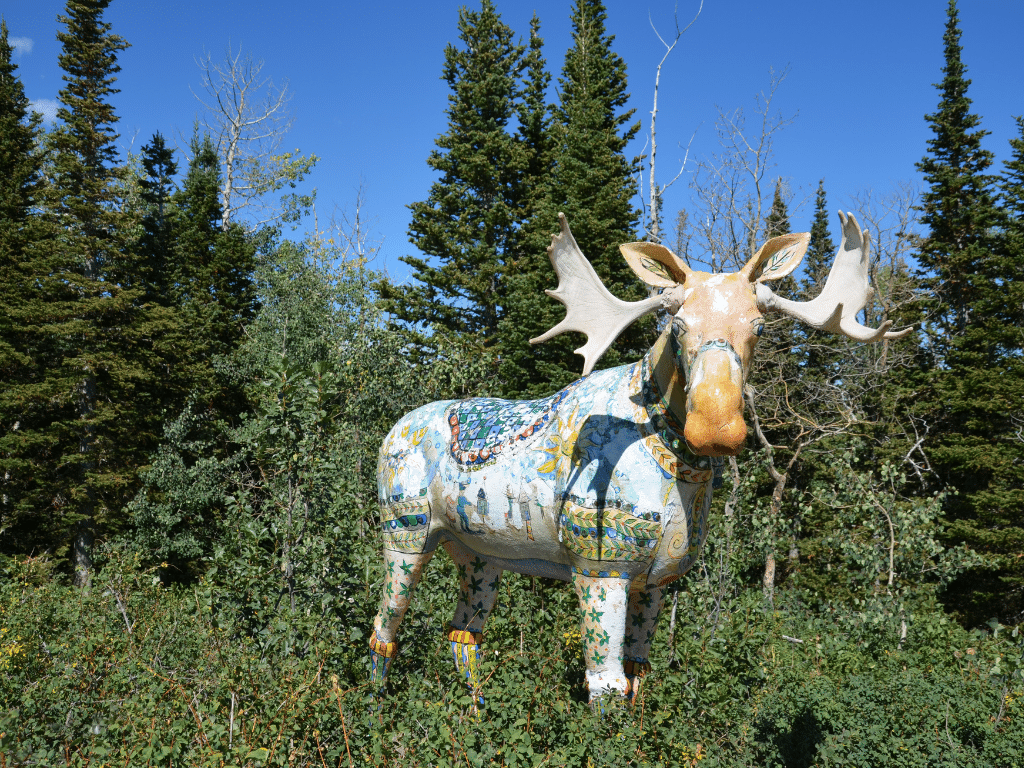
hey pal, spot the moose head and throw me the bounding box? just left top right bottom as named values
left=531, top=211, right=911, bottom=457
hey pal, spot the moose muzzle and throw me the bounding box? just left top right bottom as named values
left=683, top=346, right=747, bottom=456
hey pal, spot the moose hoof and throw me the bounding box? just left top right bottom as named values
left=585, top=669, right=630, bottom=702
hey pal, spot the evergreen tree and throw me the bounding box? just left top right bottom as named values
left=137, top=131, right=177, bottom=298
left=914, top=0, right=1023, bottom=623
left=42, top=0, right=133, bottom=584
left=380, top=0, right=528, bottom=364
left=18, top=0, right=183, bottom=583
left=763, top=178, right=791, bottom=239
left=0, top=18, right=43, bottom=379
left=171, top=132, right=257, bottom=411
left=501, top=0, right=644, bottom=397
left=517, top=15, right=552, bottom=201
left=801, top=180, right=835, bottom=299
left=0, top=19, right=61, bottom=563
left=796, top=180, right=839, bottom=387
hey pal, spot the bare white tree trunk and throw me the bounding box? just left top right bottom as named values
left=644, top=2, right=702, bottom=243
left=192, top=45, right=316, bottom=231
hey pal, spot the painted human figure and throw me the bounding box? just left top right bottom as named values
left=518, top=492, right=534, bottom=541
left=455, top=482, right=476, bottom=533
left=504, top=486, right=514, bottom=523
left=476, top=487, right=488, bottom=525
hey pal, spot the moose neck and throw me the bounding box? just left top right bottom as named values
left=646, top=324, right=689, bottom=427
left=640, top=325, right=725, bottom=486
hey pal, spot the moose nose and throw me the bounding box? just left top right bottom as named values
left=683, top=351, right=747, bottom=456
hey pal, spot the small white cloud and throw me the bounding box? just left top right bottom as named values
left=10, top=37, right=33, bottom=58
left=30, top=98, right=59, bottom=124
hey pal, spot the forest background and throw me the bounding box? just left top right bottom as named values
left=1, top=0, right=1023, bottom=765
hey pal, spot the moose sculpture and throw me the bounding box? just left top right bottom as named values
left=369, top=212, right=909, bottom=703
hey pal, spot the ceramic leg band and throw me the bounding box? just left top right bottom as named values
left=448, top=627, right=484, bottom=706
left=623, top=658, right=652, bottom=700
left=369, top=632, right=398, bottom=686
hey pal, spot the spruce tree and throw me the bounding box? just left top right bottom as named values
left=763, top=178, right=791, bottom=238
left=501, top=0, right=644, bottom=397
left=914, top=0, right=1023, bottom=623
left=0, top=19, right=62, bottom=562
left=801, top=180, right=835, bottom=299
left=137, top=131, right=177, bottom=298
left=171, top=132, right=257, bottom=411
left=796, top=180, right=838, bottom=386
left=32, top=0, right=175, bottom=583
left=380, top=0, right=528, bottom=362
left=0, top=18, right=43, bottom=379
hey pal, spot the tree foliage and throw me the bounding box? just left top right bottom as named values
left=914, top=0, right=1024, bottom=624
left=380, top=0, right=529, bottom=370
left=500, top=0, right=646, bottom=397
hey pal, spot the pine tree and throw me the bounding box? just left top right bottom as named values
left=28, top=0, right=181, bottom=584
left=0, top=18, right=43, bottom=377
left=517, top=15, right=552, bottom=200
left=763, top=178, right=791, bottom=238
left=171, top=132, right=257, bottom=410
left=801, top=180, right=835, bottom=299
left=500, top=0, right=644, bottom=397
left=0, top=19, right=62, bottom=562
left=795, top=180, right=839, bottom=390
left=914, top=0, right=1023, bottom=623
left=137, top=131, right=178, bottom=299
left=380, top=0, right=528, bottom=364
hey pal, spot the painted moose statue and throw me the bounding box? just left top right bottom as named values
left=369, top=212, right=909, bottom=703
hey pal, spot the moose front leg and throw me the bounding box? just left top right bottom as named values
left=570, top=568, right=632, bottom=701
left=623, top=584, right=664, bottom=700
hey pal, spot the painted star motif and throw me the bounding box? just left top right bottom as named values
left=470, top=556, right=488, bottom=573
left=588, top=606, right=604, bottom=623
left=400, top=561, right=415, bottom=576
left=631, top=612, right=645, bottom=628
left=469, top=575, right=484, bottom=593
left=488, top=575, right=500, bottom=591
left=457, top=564, right=468, bottom=580
left=590, top=649, right=606, bottom=666
left=624, top=632, right=636, bottom=648
left=579, top=585, right=592, bottom=601
left=638, top=591, right=653, bottom=608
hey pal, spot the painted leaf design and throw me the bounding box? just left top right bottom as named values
left=640, top=256, right=674, bottom=283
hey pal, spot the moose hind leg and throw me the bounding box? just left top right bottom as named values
left=370, top=548, right=435, bottom=690
left=570, top=569, right=632, bottom=702
left=623, top=584, right=664, bottom=700
left=443, top=540, right=503, bottom=708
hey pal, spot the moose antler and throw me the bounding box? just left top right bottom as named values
left=529, top=214, right=670, bottom=375
left=755, top=212, right=913, bottom=342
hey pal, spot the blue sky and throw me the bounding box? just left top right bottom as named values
left=6, top=0, right=1024, bottom=282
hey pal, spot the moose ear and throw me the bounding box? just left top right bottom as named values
left=619, top=241, right=692, bottom=288
left=741, top=232, right=810, bottom=283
